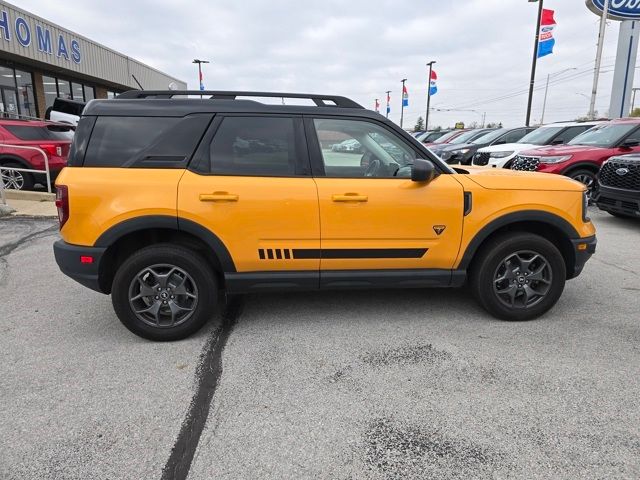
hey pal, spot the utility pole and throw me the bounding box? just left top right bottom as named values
left=385, top=90, right=391, bottom=119
left=540, top=67, right=577, bottom=124
left=589, top=0, right=610, bottom=119
left=525, top=0, right=544, bottom=127
left=400, top=79, right=407, bottom=128
left=192, top=59, right=210, bottom=97
left=481, top=112, right=486, bottom=128
left=425, top=61, right=436, bottom=130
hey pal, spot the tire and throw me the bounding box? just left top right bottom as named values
left=470, top=232, right=566, bottom=321
left=111, top=244, right=218, bottom=341
left=566, top=169, right=596, bottom=195
left=1, top=161, right=34, bottom=191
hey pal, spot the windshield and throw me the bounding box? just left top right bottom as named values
left=471, top=128, right=507, bottom=145
left=568, top=123, right=637, bottom=147
left=433, top=130, right=462, bottom=143
left=517, top=126, right=564, bottom=145
left=449, top=130, right=484, bottom=144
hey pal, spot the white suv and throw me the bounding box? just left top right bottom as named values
left=472, top=121, right=604, bottom=168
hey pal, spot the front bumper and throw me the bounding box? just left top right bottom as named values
left=569, top=235, right=597, bottom=279
left=593, top=185, right=640, bottom=218
left=53, top=240, right=107, bottom=293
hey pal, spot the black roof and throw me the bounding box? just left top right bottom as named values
left=84, top=90, right=371, bottom=117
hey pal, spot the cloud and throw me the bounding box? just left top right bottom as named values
left=17, top=0, right=624, bottom=127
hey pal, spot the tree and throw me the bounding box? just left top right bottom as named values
left=486, top=121, right=503, bottom=128
left=630, top=108, right=640, bottom=117
left=414, top=116, right=425, bottom=132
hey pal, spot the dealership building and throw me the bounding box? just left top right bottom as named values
left=0, top=0, right=186, bottom=119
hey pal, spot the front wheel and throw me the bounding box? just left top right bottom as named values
left=567, top=169, right=596, bottom=196
left=111, top=244, right=218, bottom=341
left=470, top=233, right=566, bottom=321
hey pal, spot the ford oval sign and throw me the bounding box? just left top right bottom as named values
left=587, top=0, right=640, bottom=21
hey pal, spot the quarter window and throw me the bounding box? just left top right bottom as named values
left=209, top=117, right=297, bottom=176
left=313, top=118, right=416, bottom=178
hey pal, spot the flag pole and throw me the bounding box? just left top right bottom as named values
left=525, top=0, right=544, bottom=127
left=425, top=61, right=436, bottom=131
left=400, top=79, right=407, bottom=128
left=589, top=0, right=610, bottom=119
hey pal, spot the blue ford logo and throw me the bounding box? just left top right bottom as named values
left=587, top=0, right=640, bottom=20
left=616, top=167, right=630, bottom=176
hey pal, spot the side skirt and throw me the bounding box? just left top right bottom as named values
left=225, top=269, right=467, bottom=294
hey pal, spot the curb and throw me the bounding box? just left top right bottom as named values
left=3, top=190, right=56, bottom=202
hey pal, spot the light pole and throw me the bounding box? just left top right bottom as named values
left=425, top=61, right=436, bottom=130
left=192, top=59, right=210, bottom=94
left=525, top=0, right=544, bottom=127
left=540, top=67, right=577, bottom=124
left=400, top=79, right=407, bottom=128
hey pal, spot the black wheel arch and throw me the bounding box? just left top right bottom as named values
left=459, top=210, right=580, bottom=279
left=0, top=154, right=32, bottom=169
left=561, top=162, right=600, bottom=176
left=94, top=215, right=235, bottom=294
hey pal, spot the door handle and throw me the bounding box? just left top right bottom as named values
left=332, top=193, right=368, bottom=202
left=199, top=192, right=239, bottom=202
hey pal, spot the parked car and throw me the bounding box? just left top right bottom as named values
left=0, top=119, right=73, bottom=190
left=438, top=126, right=535, bottom=165
left=416, top=130, right=450, bottom=143
left=511, top=119, right=640, bottom=193
left=53, top=89, right=596, bottom=341
left=45, top=98, right=86, bottom=126
left=473, top=121, right=603, bottom=168
left=429, top=128, right=497, bottom=159
left=331, top=139, right=363, bottom=153
left=593, top=154, right=640, bottom=218
left=422, top=128, right=469, bottom=147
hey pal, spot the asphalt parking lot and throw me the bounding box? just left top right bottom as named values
left=1, top=209, right=639, bottom=479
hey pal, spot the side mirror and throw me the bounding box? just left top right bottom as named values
left=620, top=139, right=640, bottom=149
left=411, top=159, right=436, bottom=183
left=551, top=139, right=564, bottom=145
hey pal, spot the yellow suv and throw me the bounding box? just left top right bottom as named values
left=53, top=91, right=596, bottom=340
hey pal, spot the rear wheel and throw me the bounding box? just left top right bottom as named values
left=111, top=244, right=218, bottom=341
left=1, top=162, right=34, bottom=191
left=470, top=233, right=566, bottom=321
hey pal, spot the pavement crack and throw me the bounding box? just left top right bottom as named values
left=161, top=295, right=243, bottom=480
left=0, top=224, right=58, bottom=259
left=592, top=257, right=638, bottom=276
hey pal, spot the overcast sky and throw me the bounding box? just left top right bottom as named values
left=18, top=0, right=628, bottom=128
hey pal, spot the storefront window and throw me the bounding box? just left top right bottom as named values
left=71, top=82, right=84, bottom=101
left=0, top=65, right=15, bottom=88
left=43, top=75, right=58, bottom=109
left=57, top=79, right=71, bottom=100
left=15, top=69, right=36, bottom=118
left=84, top=85, right=95, bottom=101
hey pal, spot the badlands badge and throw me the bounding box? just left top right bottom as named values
left=433, top=225, right=446, bottom=235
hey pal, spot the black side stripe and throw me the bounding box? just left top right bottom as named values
left=292, top=248, right=428, bottom=259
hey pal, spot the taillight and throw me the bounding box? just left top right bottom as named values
left=55, top=185, right=69, bottom=229
left=39, top=144, right=61, bottom=157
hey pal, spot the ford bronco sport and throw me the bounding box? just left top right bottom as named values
left=53, top=91, right=597, bottom=341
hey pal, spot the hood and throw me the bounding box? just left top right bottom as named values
left=518, top=144, right=608, bottom=156
left=477, top=142, right=536, bottom=153
left=454, top=165, right=585, bottom=192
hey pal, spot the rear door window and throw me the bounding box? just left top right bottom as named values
left=84, top=115, right=211, bottom=167
left=208, top=116, right=299, bottom=176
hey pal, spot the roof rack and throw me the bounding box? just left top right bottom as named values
left=116, top=90, right=363, bottom=109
